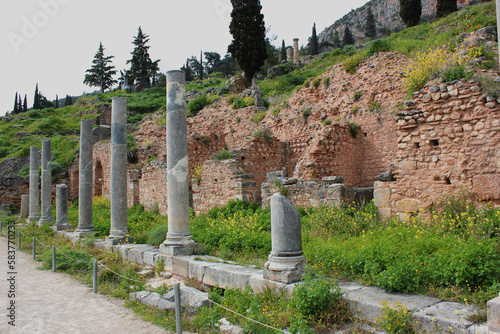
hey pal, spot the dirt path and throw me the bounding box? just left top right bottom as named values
left=0, top=235, right=169, bottom=334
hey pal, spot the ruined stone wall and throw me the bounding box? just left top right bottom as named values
left=375, top=77, right=500, bottom=218
left=92, top=141, right=112, bottom=199
left=138, top=161, right=169, bottom=215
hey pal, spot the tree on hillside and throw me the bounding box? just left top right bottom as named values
left=33, top=84, right=40, bottom=110
left=332, top=31, right=342, bottom=49
left=84, top=42, right=117, bottom=93
left=365, top=7, right=376, bottom=39
left=228, top=0, right=267, bottom=85
left=199, top=50, right=204, bottom=80
left=187, top=56, right=203, bottom=79
left=217, top=54, right=238, bottom=76
left=281, top=40, right=286, bottom=61
left=55, top=95, right=59, bottom=109
left=126, top=27, right=160, bottom=91
left=23, top=95, right=28, bottom=112
left=436, top=0, right=456, bottom=18
left=342, top=26, right=355, bottom=46
left=310, top=23, right=319, bottom=55
left=64, top=95, right=73, bottom=106
left=181, top=58, right=194, bottom=81
left=13, top=92, right=19, bottom=114
left=399, top=0, right=421, bottom=27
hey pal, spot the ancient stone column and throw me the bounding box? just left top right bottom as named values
left=286, top=47, right=293, bottom=62
left=27, top=146, right=40, bottom=222
left=107, top=97, right=129, bottom=244
left=293, top=38, right=299, bottom=64
left=263, top=193, right=306, bottom=283
left=54, top=184, right=70, bottom=231
left=20, top=194, right=29, bottom=219
left=75, top=119, right=95, bottom=237
left=39, top=140, right=54, bottom=225
left=160, top=70, right=196, bottom=256
left=497, top=0, right=500, bottom=67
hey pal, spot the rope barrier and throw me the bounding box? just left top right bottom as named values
left=34, top=237, right=49, bottom=249
left=55, top=247, right=94, bottom=264
left=97, top=261, right=148, bottom=284
left=208, top=299, right=290, bottom=334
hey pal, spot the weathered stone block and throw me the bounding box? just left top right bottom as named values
left=395, top=199, right=421, bottom=213
left=473, top=174, right=500, bottom=200
left=374, top=188, right=391, bottom=208
left=488, top=296, right=500, bottom=333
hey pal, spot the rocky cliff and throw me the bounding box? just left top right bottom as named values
left=318, top=0, right=475, bottom=44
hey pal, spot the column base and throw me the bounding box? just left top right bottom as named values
left=263, top=255, right=307, bottom=284
left=53, top=223, right=71, bottom=231
left=105, top=235, right=133, bottom=245
left=38, top=217, right=54, bottom=226
left=74, top=228, right=95, bottom=238
left=160, top=241, right=198, bottom=256
left=27, top=215, right=40, bottom=223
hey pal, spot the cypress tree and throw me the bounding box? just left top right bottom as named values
left=23, top=95, right=28, bottom=112
left=332, top=31, right=341, bottom=49
left=436, top=0, right=456, bottom=18
left=84, top=42, right=117, bottom=93
left=228, top=0, right=268, bottom=85
left=13, top=92, right=19, bottom=114
left=281, top=40, right=286, bottom=61
left=55, top=95, right=59, bottom=108
left=18, top=95, right=22, bottom=113
left=365, top=7, right=376, bottom=39
left=310, top=23, right=319, bottom=55
left=33, top=84, right=40, bottom=110
left=65, top=95, right=73, bottom=106
left=126, top=27, right=160, bottom=91
left=342, top=26, right=355, bottom=46
left=399, top=0, right=421, bottom=27
left=200, top=50, right=204, bottom=80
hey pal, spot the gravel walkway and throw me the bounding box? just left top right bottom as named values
left=0, top=235, right=168, bottom=334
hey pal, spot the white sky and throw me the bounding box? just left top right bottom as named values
left=0, top=0, right=367, bottom=116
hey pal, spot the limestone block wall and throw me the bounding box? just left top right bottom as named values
left=92, top=141, right=112, bottom=198
left=375, top=78, right=500, bottom=218
left=138, top=161, right=169, bottom=215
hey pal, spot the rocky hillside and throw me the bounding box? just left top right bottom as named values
left=318, top=0, right=475, bottom=43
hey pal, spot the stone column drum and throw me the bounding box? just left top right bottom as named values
left=54, top=184, right=70, bottom=231
left=39, top=140, right=54, bottom=225
left=160, top=70, right=196, bottom=256
left=107, top=97, right=129, bottom=244
left=286, top=47, right=293, bottom=62
left=75, top=119, right=95, bottom=237
left=293, top=38, right=300, bottom=64
left=27, top=146, right=40, bottom=222
left=263, top=193, right=307, bottom=283
left=20, top=194, right=29, bottom=219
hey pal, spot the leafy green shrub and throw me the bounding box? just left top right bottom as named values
left=351, top=106, right=359, bottom=114
left=322, top=119, right=332, bottom=126
left=302, top=108, right=312, bottom=117
left=254, top=129, right=272, bottom=141
left=353, top=90, right=362, bottom=101
left=343, top=54, right=365, bottom=74
left=212, top=148, right=233, bottom=160
left=376, top=300, right=414, bottom=334
left=477, top=74, right=500, bottom=99
left=146, top=224, right=168, bottom=246
left=272, top=106, right=281, bottom=116
left=19, top=165, right=30, bottom=178
left=367, top=39, right=391, bottom=56
left=252, top=111, right=266, bottom=123
left=28, top=110, right=42, bottom=118
left=226, top=95, right=239, bottom=105
left=346, top=121, right=360, bottom=138
left=243, top=96, right=255, bottom=107
left=322, top=77, right=330, bottom=87
left=312, top=77, right=321, bottom=89
left=304, top=79, right=310, bottom=88
left=231, top=98, right=246, bottom=109
left=441, top=65, right=471, bottom=82
left=187, top=95, right=208, bottom=117
left=368, top=100, right=381, bottom=111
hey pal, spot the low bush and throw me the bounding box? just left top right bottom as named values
left=187, top=95, right=208, bottom=117
left=212, top=148, right=233, bottom=160
left=252, top=111, right=266, bottom=123
left=343, top=54, right=365, bottom=74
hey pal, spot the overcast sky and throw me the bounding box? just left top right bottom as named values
left=0, top=0, right=368, bottom=116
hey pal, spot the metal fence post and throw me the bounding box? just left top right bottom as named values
left=17, top=231, right=21, bottom=249
left=174, top=282, right=182, bottom=334
left=32, top=237, right=35, bottom=260
left=93, top=260, right=98, bottom=294
left=52, top=246, right=56, bottom=272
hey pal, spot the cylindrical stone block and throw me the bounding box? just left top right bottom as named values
left=20, top=194, right=29, bottom=218
left=286, top=47, right=293, bottom=62
left=28, top=146, right=40, bottom=222
left=55, top=184, right=69, bottom=228
left=293, top=38, right=299, bottom=64
left=75, top=119, right=95, bottom=237
left=163, top=70, right=194, bottom=247
left=39, top=140, right=54, bottom=224
left=109, top=97, right=128, bottom=239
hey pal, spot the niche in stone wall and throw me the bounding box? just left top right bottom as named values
left=430, top=139, right=440, bottom=147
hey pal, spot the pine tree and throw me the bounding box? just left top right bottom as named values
left=281, top=40, right=286, bottom=61
left=199, top=50, right=204, bottom=80
left=310, top=23, right=319, bottom=56
left=204, top=52, right=222, bottom=75
left=33, top=84, right=40, bottom=110
left=436, top=0, right=456, bottom=18
left=23, top=95, right=28, bottom=112
left=365, top=7, right=376, bottom=39
left=13, top=92, right=19, bottom=114
left=332, top=31, right=341, bottom=49
left=342, top=26, right=355, bottom=46
left=126, top=27, right=160, bottom=91
left=228, top=0, right=268, bottom=85
left=64, top=95, right=73, bottom=106
left=84, top=42, right=117, bottom=93
left=181, top=58, right=194, bottom=81
left=399, top=0, right=422, bottom=27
